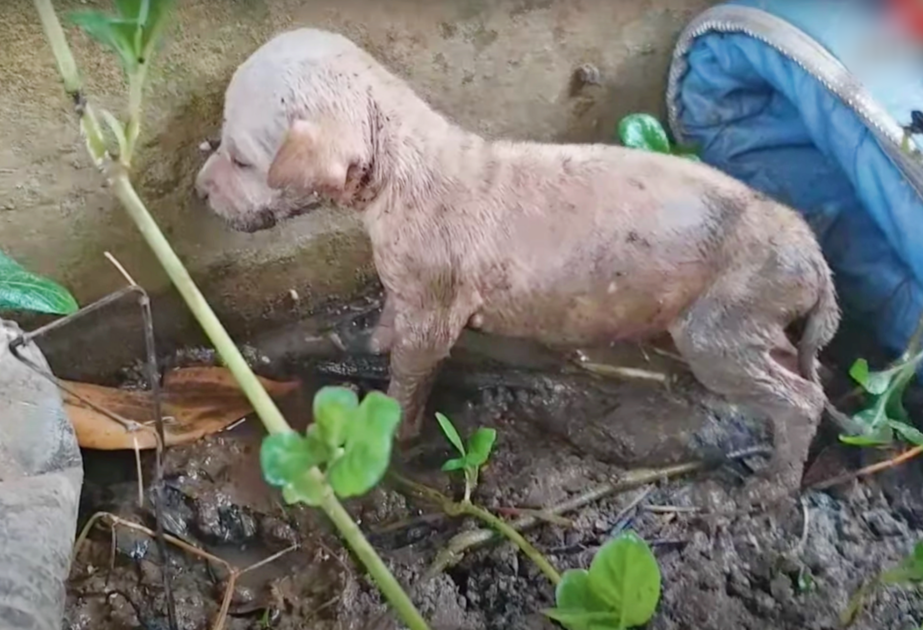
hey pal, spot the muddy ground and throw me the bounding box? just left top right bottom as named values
left=64, top=291, right=923, bottom=630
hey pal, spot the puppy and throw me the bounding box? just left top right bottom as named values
left=197, top=28, right=841, bottom=496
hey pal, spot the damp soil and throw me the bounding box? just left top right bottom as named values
left=64, top=292, right=923, bottom=630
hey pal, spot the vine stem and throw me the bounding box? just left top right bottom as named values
left=318, top=472, right=430, bottom=630
left=392, top=474, right=562, bottom=585
left=457, top=501, right=562, bottom=584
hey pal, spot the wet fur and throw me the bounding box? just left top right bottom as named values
left=198, top=28, right=841, bottom=494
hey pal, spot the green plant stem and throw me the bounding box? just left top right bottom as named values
left=109, top=173, right=292, bottom=436
left=34, top=0, right=80, bottom=94
left=317, top=472, right=431, bottom=630
left=395, top=474, right=562, bottom=585
left=458, top=500, right=562, bottom=584
left=124, top=64, right=147, bottom=164
left=33, top=0, right=291, bottom=438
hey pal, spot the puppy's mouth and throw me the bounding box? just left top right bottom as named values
left=232, top=209, right=278, bottom=233
left=229, top=199, right=325, bottom=234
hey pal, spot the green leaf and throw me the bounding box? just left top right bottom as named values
left=69, top=10, right=140, bottom=72
left=888, top=420, right=923, bottom=446
left=139, top=0, right=175, bottom=59
left=617, top=113, right=672, bottom=154
left=671, top=143, right=702, bottom=161
left=881, top=542, right=923, bottom=585
left=116, top=0, right=176, bottom=59
left=313, top=386, right=359, bottom=449
left=849, top=358, right=892, bottom=395
left=260, top=432, right=322, bottom=488
left=280, top=470, right=326, bottom=507
left=839, top=407, right=893, bottom=445
left=587, top=530, right=661, bottom=628
left=885, top=369, right=915, bottom=423
left=556, top=569, right=611, bottom=613
left=839, top=433, right=893, bottom=447
left=441, top=457, right=468, bottom=472
left=541, top=609, right=622, bottom=630
left=796, top=570, right=815, bottom=594
left=70, top=0, right=174, bottom=72
left=465, top=427, right=497, bottom=468
left=327, top=391, right=401, bottom=498
left=0, top=251, right=78, bottom=315
left=435, top=412, right=466, bottom=458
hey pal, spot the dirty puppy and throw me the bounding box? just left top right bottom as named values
left=195, top=28, right=841, bottom=496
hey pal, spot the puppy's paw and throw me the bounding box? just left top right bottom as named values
left=368, top=326, right=394, bottom=355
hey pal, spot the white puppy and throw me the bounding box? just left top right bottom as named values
left=197, top=28, right=841, bottom=502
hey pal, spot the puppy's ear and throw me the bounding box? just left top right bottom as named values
left=267, top=120, right=348, bottom=195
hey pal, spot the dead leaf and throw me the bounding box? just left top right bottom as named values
left=61, top=366, right=300, bottom=450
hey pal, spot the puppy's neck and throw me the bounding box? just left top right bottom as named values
left=365, top=103, right=484, bottom=216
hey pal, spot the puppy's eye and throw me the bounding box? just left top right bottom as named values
left=231, top=156, right=252, bottom=169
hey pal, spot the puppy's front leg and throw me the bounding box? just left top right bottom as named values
left=368, top=292, right=396, bottom=355
left=387, top=307, right=468, bottom=441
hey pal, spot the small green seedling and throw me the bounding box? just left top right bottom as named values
left=842, top=541, right=923, bottom=626
left=616, top=113, right=701, bottom=162
left=0, top=249, right=78, bottom=315
left=68, top=0, right=176, bottom=166
left=838, top=355, right=923, bottom=448
left=260, top=386, right=402, bottom=506
left=435, top=412, right=497, bottom=503
left=69, top=0, right=174, bottom=76
left=543, top=530, right=661, bottom=630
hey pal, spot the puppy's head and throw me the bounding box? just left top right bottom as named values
left=194, top=29, right=361, bottom=233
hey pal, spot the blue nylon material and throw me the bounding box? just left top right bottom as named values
left=673, top=0, right=923, bottom=367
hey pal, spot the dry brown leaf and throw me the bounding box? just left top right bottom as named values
left=61, top=366, right=300, bottom=450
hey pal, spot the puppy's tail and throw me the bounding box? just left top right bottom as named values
left=797, top=256, right=841, bottom=384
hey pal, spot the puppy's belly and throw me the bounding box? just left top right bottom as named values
left=471, top=291, right=689, bottom=347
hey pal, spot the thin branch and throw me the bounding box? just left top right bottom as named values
left=810, top=445, right=923, bottom=490
left=105, top=251, right=138, bottom=286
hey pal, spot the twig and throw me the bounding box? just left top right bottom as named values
left=797, top=496, right=810, bottom=551
left=132, top=436, right=144, bottom=507
left=809, top=445, right=923, bottom=490
left=573, top=358, right=668, bottom=384
left=137, top=278, right=176, bottom=628
left=105, top=251, right=138, bottom=286
left=8, top=286, right=156, bottom=432
left=643, top=505, right=700, bottom=514
left=494, top=507, right=574, bottom=527
left=609, top=485, right=654, bottom=535
left=72, top=512, right=298, bottom=630
left=645, top=344, right=686, bottom=363
left=369, top=513, right=446, bottom=536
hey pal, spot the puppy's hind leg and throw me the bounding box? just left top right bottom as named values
left=670, top=295, right=826, bottom=502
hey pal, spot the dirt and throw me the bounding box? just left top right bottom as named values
left=64, top=293, right=923, bottom=630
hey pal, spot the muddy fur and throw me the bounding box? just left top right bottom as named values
left=195, top=28, right=841, bottom=495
